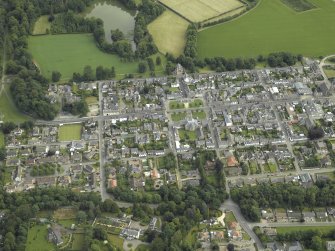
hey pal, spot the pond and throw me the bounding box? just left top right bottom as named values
left=85, top=1, right=136, bottom=47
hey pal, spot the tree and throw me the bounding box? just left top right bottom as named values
left=147, top=57, right=155, bottom=71
left=51, top=71, right=61, bottom=82
left=0, top=148, right=5, bottom=160
left=308, top=126, right=324, bottom=140
left=76, top=210, right=87, bottom=223
left=138, top=62, right=147, bottom=73
left=156, top=56, right=161, bottom=65
left=311, top=236, right=323, bottom=250
left=227, top=243, right=235, bottom=251
left=83, top=65, right=95, bottom=81
left=111, top=29, right=125, bottom=42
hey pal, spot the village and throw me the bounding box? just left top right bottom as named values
left=2, top=59, right=335, bottom=250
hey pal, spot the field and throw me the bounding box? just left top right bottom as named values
left=26, top=225, right=55, bottom=251
left=198, top=0, right=335, bottom=58
left=28, top=34, right=138, bottom=80
left=281, top=0, right=316, bottom=12
left=108, top=234, right=124, bottom=250
left=0, top=131, right=4, bottom=147
left=58, top=124, right=82, bottom=141
left=0, top=85, right=30, bottom=123
left=148, top=10, right=189, bottom=57
left=171, top=112, right=187, bottom=122
left=192, top=110, right=206, bottom=120
left=276, top=226, right=335, bottom=235
left=159, top=0, right=244, bottom=22
left=179, top=129, right=197, bottom=141
left=71, top=233, right=85, bottom=250
left=33, top=15, right=51, bottom=35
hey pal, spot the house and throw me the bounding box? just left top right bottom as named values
left=108, top=179, right=117, bottom=189
left=267, top=242, right=284, bottom=251
left=120, top=228, right=141, bottom=239
left=287, top=241, right=303, bottom=251
left=262, top=227, right=277, bottom=237
left=315, top=210, right=327, bottom=219
left=48, top=226, right=63, bottom=246
left=302, top=211, right=315, bottom=222
left=327, top=241, right=335, bottom=251
left=287, top=211, right=302, bottom=222
left=227, top=155, right=239, bottom=167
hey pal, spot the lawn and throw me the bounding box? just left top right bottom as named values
left=159, top=0, right=244, bottom=22
left=192, top=110, right=206, bottom=120
left=276, top=226, right=335, bottom=235
left=71, top=233, right=85, bottom=251
left=179, top=129, right=197, bottom=141
left=0, top=131, right=4, bottom=147
left=85, top=96, right=98, bottom=105
left=0, top=85, right=31, bottom=123
left=188, top=99, right=203, bottom=108
left=198, top=0, right=335, bottom=58
left=26, top=225, right=55, bottom=251
left=108, top=234, right=124, bottom=250
left=171, top=112, right=187, bottom=122
left=33, top=15, right=51, bottom=35
left=148, top=10, right=189, bottom=57
left=28, top=34, right=138, bottom=80
left=264, top=162, right=277, bottom=173
left=224, top=211, right=237, bottom=225
left=324, top=68, right=335, bottom=78
left=58, top=124, right=82, bottom=141
left=169, top=100, right=185, bottom=109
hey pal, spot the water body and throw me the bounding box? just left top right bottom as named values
left=85, top=1, right=136, bottom=47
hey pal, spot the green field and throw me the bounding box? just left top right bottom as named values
left=276, top=226, right=335, bottom=235
left=171, top=112, right=187, bottom=122
left=26, top=225, right=55, bottom=251
left=179, top=129, right=197, bottom=141
left=148, top=10, right=189, bottom=57
left=0, top=131, right=4, bottom=147
left=28, top=34, right=138, bottom=80
left=33, top=15, right=51, bottom=35
left=192, top=110, right=206, bottom=120
left=0, top=85, right=30, bottom=123
left=58, top=124, right=82, bottom=141
left=108, top=234, right=124, bottom=250
left=71, top=233, right=85, bottom=251
left=198, top=0, right=335, bottom=58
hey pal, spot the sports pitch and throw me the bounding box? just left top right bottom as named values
left=159, top=0, right=244, bottom=22
left=197, top=0, right=335, bottom=58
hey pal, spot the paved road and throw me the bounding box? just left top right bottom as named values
left=250, top=221, right=335, bottom=228
left=0, top=35, right=6, bottom=96
left=221, top=199, right=264, bottom=250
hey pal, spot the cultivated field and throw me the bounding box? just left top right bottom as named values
left=33, top=15, right=51, bottom=35
left=198, top=0, right=335, bottom=58
left=58, top=124, right=82, bottom=141
left=159, top=0, right=244, bottom=22
left=28, top=34, right=138, bottom=80
left=148, top=10, right=189, bottom=57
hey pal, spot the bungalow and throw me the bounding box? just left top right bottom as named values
left=48, top=226, right=63, bottom=246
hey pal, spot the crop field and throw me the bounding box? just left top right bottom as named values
left=58, top=124, right=82, bottom=141
left=28, top=34, right=138, bottom=81
left=148, top=10, right=189, bottom=57
left=159, top=0, right=244, bottom=22
left=33, top=15, right=51, bottom=35
left=0, top=85, right=30, bottom=123
left=198, top=0, right=335, bottom=58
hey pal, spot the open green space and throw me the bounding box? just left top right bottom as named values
left=198, top=0, right=335, bottom=58
left=281, top=0, right=316, bottom=12
left=71, top=233, right=85, bottom=251
left=33, top=15, right=51, bottom=35
left=28, top=34, right=138, bottom=80
left=192, top=110, right=206, bottom=120
left=276, top=226, right=335, bottom=235
left=169, top=100, right=185, bottom=109
left=0, top=85, right=30, bottom=123
left=26, top=225, right=55, bottom=251
left=148, top=10, right=189, bottom=57
left=224, top=211, right=237, bottom=225
left=108, top=234, right=124, bottom=250
left=264, top=162, right=277, bottom=173
left=188, top=99, right=203, bottom=108
left=171, top=112, right=187, bottom=122
left=179, top=129, right=197, bottom=141
left=323, top=67, right=335, bottom=78
left=85, top=96, right=98, bottom=105
left=58, top=124, right=82, bottom=141
left=0, top=131, right=4, bottom=147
